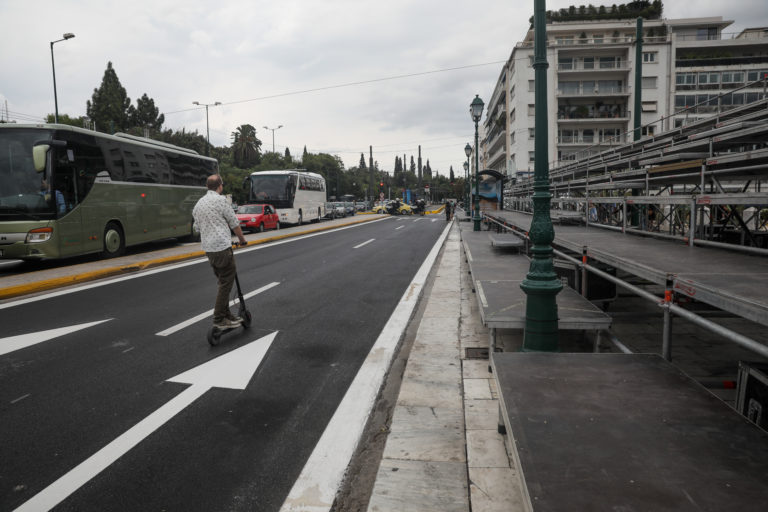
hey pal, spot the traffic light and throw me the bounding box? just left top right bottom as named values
left=380, top=181, right=384, bottom=188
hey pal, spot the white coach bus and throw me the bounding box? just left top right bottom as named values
left=245, top=169, right=326, bottom=225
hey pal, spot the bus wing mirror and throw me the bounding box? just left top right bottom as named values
left=32, top=144, right=49, bottom=172
left=242, top=177, right=250, bottom=188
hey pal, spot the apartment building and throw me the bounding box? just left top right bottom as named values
left=482, top=9, right=768, bottom=178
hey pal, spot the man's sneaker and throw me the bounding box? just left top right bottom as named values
left=226, top=313, right=243, bottom=324
left=214, top=318, right=241, bottom=329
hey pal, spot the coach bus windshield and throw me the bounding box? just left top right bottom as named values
left=248, top=174, right=297, bottom=208
left=0, top=129, right=58, bottom=220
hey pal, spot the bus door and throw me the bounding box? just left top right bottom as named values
left=50, top=146, right=84, bottom=254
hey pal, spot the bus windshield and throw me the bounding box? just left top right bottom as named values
left=248, top=174, right=296, bottom=208
left=0, top=129, right=57, bottom=219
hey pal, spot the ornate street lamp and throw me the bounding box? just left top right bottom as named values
left=192, top=101, right=221, bottom=155
left=50, top=33, right=75, bottom=124
left=464, top=143, right=471, bottom=212
left=469, top=95, right=484, bottom=231
left=520, top=0, right=562, bottom=352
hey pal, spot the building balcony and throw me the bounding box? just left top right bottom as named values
left=557, top=135, right=626, bottom=145
left=558, top=60, right=630, bottom=72
left=557, top=107, right=629, bottom=122
left=557, top=85, right=630, bottom=97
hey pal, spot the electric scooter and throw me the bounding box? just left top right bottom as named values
left=207, top=244, right=252, bottom=346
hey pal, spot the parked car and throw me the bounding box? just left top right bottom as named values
left=355, top=201, right=368, bottom=212
left=236, top=204, right=280, bottom=232
left=331, top=202, right=347, bottom=217
left=344, top=202, right=356, bottom=216
left=323, top=202, right=337, bottom=219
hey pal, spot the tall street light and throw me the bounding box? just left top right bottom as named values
left=464, top=143, right=472, bottom=214
left=263, top=125, right=283, bottom=153
left=470, top=95, right=484, bottom=231
left=520, top=0, right=562, bottom=352
left=50, top=33, right=75, bottom=124
left=192, top=101, right=221, bottom=156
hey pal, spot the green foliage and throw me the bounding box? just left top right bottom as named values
left=130, top=93, right=165, bottom=132
left=86, top=62, right=132, bottom=133
left=529, top=0, right=662, bottom=25
left=231, top=124, right=262, bottom=168
left=45, top=113, right=91, bottom=127
left=156, top=128, right=208, bottom=155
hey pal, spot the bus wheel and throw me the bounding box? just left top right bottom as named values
left=102, top=222, right=125, bottom=258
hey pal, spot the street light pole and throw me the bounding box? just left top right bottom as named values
left=263, top=125, right=283, bottom=153
left=50, top=33, right=75, bottom=124
left=464, top=143, right=472, bottom=215
left=192, top=101, right=221, bottom=156
left=520, top=0, right=562, bottom=352
left=470, top=95, right=484, bottom=231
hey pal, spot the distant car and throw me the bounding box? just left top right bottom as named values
left=236, top=204, right=280, bottom=232
left=372, top=201, right=390, bottom=214
left=355, top=201, right=367, bottom=212
left=331, top=202, right=347, bottom=217
left=323, top=202, right=337, bottom=219
left=344, top=202, right=356, bottom=216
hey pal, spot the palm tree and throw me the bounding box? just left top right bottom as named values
left=231, top=124, right=262, bottom=168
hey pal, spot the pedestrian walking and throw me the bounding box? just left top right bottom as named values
left=445, top=199, right=452, bottom=221
left=193, top=174, right=248, bottom=330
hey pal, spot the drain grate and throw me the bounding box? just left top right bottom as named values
left=465, top=347, right=489, bottom=359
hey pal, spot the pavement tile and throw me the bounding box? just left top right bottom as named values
left=466, top=429, right=510, bottom=469
left=468, top=467, right=527, bottom=512
left=463, top=378, right=492, bottom=400
left=398, top=364, right=463, bottom=409
left=463, top=360, right=492, bottom=379
left=367, top=459, right=469, bottom=512
left=464, top=399, right=500, bottom=430
left=382, top=405, right=466, bottom=463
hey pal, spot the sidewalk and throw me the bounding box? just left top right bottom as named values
left=366, top=221, right=525, bottom=512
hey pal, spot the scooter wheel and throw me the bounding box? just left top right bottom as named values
left=241, top=310, right=252, bottom=328
left=207, top=327, right=222, bottom=346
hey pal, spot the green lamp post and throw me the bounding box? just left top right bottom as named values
left=470, top=95, right=484, bottom=231
left=520, top=0, right=562, bottom=352
left=464, top=142, right=472, bottom=213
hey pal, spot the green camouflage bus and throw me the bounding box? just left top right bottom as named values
left=0, top=124, right=217, bottom=260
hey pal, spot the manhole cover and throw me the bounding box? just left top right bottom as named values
left=465, top=347, right=489, bottom=359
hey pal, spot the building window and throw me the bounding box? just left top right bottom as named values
left=593, top=34, right=604, bottom=44
left=698, top=72, right=720, bottom=88
left=722, top=71, right=745, bottom=85
left=510, top=108, right=516, bottom=122
left=558, top=57, right=573, bottom=70
left=528, top=56, right=534, bottom=66
left=529, top=151, right=535, bottom=163
left=599, top=56, right=618, bottom=69
left=555, top=36, right=574, bottom=45
left=696, top=27, right=718, bottom=40
left=641, top=101, right=658, bottom=112
left=528, top=104, right=536, bottom=116
left=676, top=72, right=697, bottom=89
left=510, top=84, right=515, bottom=100
left=642, top=52, right=657, bottom=63
left=642, top=76, right=657, bottom=89
left=510, top=132, right=515, bottom=144
left=641, top=125, right=656, bottom=136
left=747, top=70, right=768, bottom=82
left=582, top=57, right=594, bottom=70
left=528, top=80, right=535, bottom=92
left=529, top=128, right=535, bottom=139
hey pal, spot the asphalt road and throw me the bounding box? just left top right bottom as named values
left=0, top=215, right=447, bottom=511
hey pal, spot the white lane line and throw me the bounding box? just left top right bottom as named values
left=0, top=319, right=112, bottom=357
left=395, top=225, right=405, bottom=230
left=155, top=282, right=279, bottom=337
left=280, top=221, right=452, bottom=512
left=353, top=239, right=375, bottom=249
left=11, top=394, right=30, bottom=404
left=14, top=332, right=278, bottom=512
left=0, top=217, right=390, bottom=311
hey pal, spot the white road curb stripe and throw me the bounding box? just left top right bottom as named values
left=279, top=222, right=452, bottom=512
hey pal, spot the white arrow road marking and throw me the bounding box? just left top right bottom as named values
left=395, top=225, right=405, bottom=230
left=0, top=320, right=112, bottom=357
left=353, top=239, right=375, bottom=249
left=431, top=218, right=438, bottom=222
left=14, top=331, right=278, bottom=512
left=155, top=282, right=279, bottom=336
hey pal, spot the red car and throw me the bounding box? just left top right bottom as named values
left=236, top=204, right=280, bottom=232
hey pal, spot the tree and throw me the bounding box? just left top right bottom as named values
left=86, top=62, right=132, bottom=133
left=45, top=113, right=91, bottom=128
left=410, top=156, right=416, bottom=174
left=359, top=153, right=367, bottom=170
left=284, top=147, right=292, bottom=162
left=231, top=124, right=262, bottom=168
left=302, top=145, right=309, bottom=163
left=129, top=93, right=164, bottom=132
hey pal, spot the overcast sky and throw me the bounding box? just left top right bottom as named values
left=2, top=0, right=766, bottom=173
